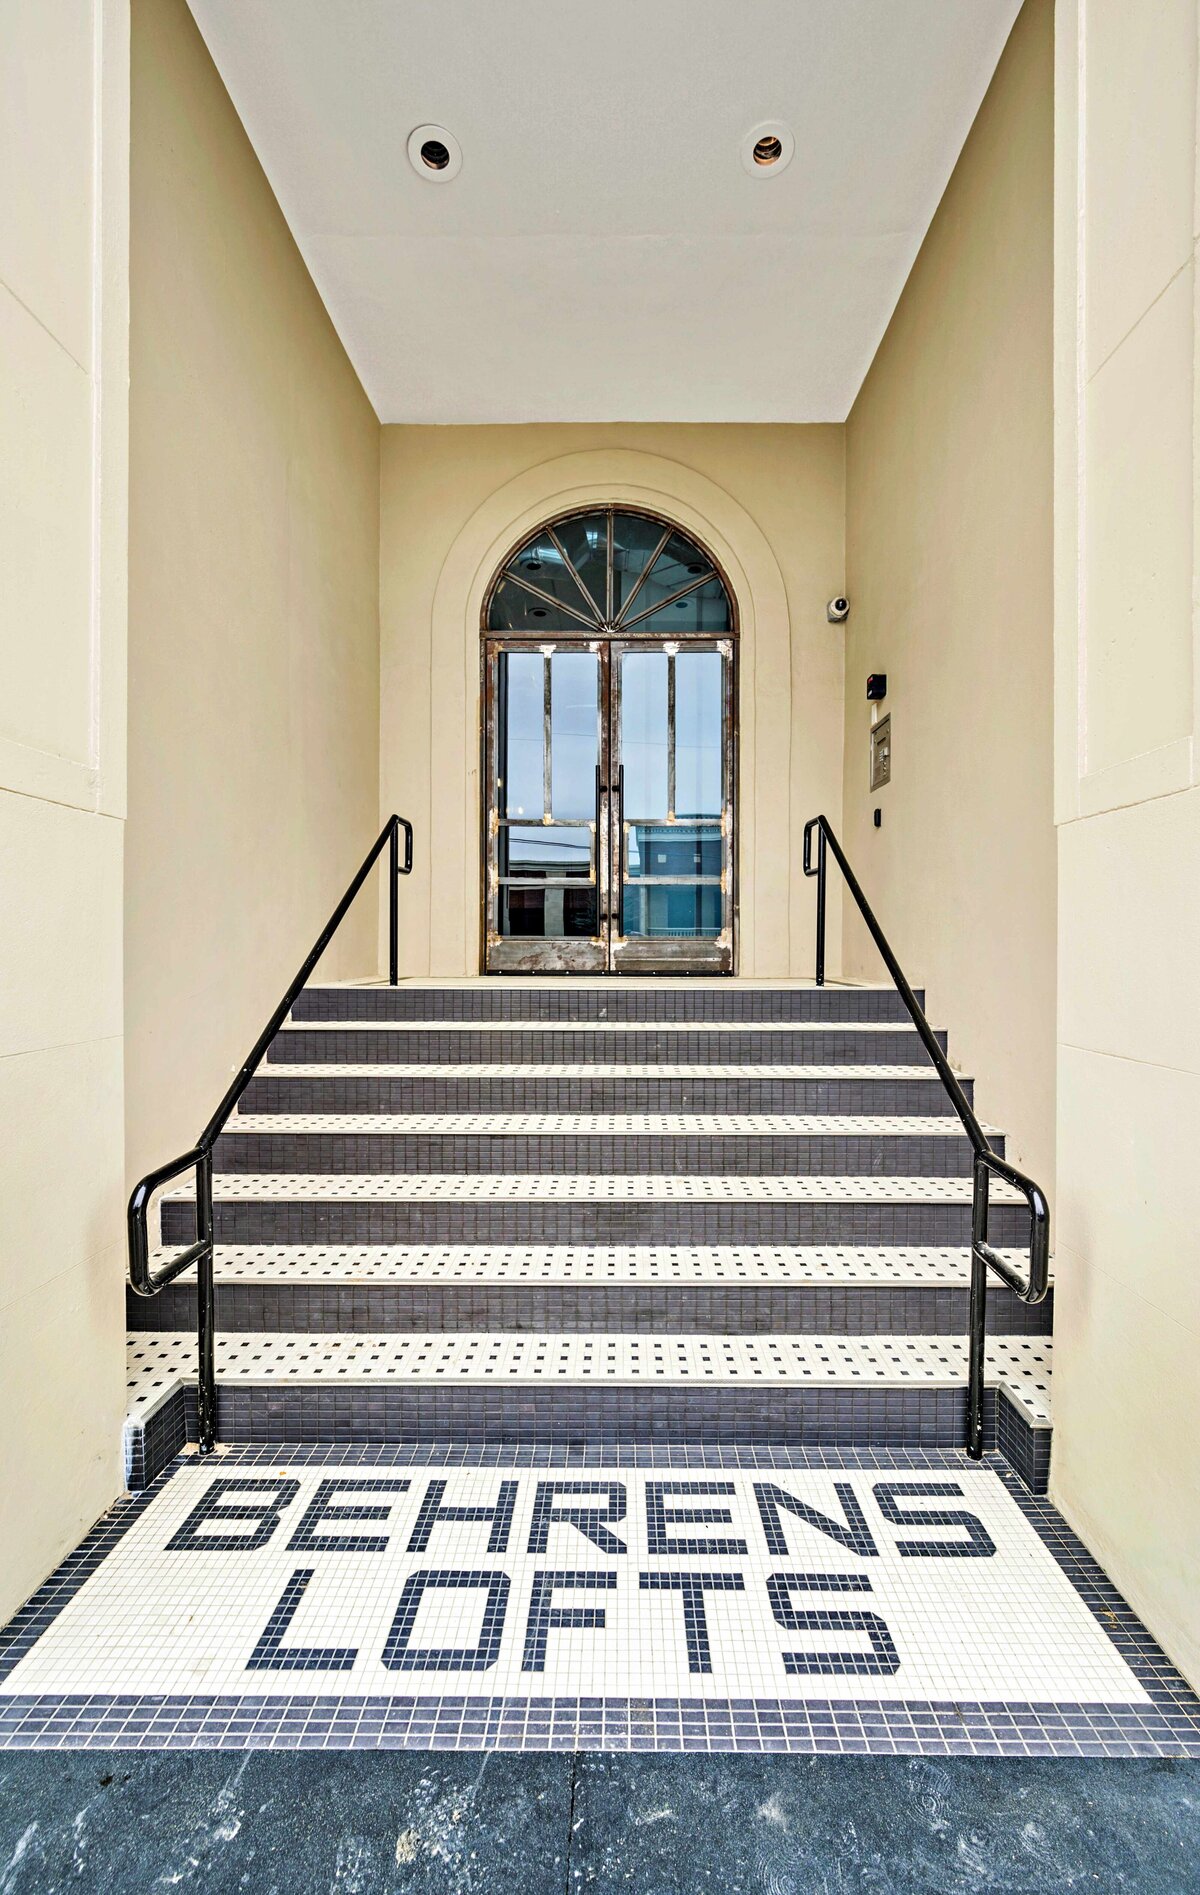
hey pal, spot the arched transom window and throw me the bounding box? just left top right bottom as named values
left=487, top=507, right=733, bottom=635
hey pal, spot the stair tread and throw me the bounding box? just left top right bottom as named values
left=310, top=978, right=898, bottom=990
left=125, top=1330, right=1052, bottom=1425
left=168, top=1171, right=1025, bottom=1203
left=284, top=1017, right=938, bottom=1033
left=256, top=1062, right=969, bottom=1080
left=170, top=1242, right=1039, bottom=1285
left=226, top=1112, right=986, bottom=1137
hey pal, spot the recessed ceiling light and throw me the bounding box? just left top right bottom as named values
left=740, top=121, right=794, bottom=177
left=408, top=123, right=462, bottom=182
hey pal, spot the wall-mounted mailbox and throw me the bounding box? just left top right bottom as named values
left=867, top=673, right=887, bottom=701
left=870, top=713, right=892, bottom=790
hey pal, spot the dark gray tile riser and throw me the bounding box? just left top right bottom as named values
left=123, top=1393, right=188, bottom=1491
left=239, top=1075, right=975, bottom=1116
left=268, top=1027, right=948, bottom=1068
left=292, top=986, right=926, bottom=1024
left=129, top=1281, right=1054, bottom=1337
left=996, top=1390, right=1052, bottom=1493
left=213, top=1131, right=1001, bottom=1178
left=163, top=1202, right=1032, bottom=1246
left=126, top=1385, right=1048, bottom=1494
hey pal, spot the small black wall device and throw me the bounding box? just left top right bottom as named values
left=867, top=673, right=887, bottom=701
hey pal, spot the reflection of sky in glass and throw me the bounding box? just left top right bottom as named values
left=550, top=651, right=598, bottom=820
left=621, top=652, right=668, bottom=819
left=501, top=652, right=543, bottom=817
left=675, top=651, right=722, bottom=815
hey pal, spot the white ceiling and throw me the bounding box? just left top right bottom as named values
left=187, top=1, right=1021, bottom=424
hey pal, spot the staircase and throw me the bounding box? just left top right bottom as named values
left=124, top=979, right=1053, bottom=1492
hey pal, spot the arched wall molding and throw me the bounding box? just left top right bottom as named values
left=422, top=446, right=794, bottom=975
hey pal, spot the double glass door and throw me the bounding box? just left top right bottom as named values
left=484, top=637, right=734, bottom=973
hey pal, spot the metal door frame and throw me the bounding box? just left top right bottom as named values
left=482, top=638, right=610, bottom=974
left=606, top=636, right=734, bottom=974
left=481, top=633, right=737, bottom=975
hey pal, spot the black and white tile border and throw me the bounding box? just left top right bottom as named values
left=1, top=1446, right=1195, bottom=1757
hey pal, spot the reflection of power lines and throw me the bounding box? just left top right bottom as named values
left=503, top=828, right=592, bottom=875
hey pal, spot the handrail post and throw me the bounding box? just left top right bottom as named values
left=195, top=1148, right=216, bottom=1456
left=815, top=824, right=827, bottom=987
left=967, top=1156, right=989, bottom=1460
left=388, top=818, right=399, bottom=987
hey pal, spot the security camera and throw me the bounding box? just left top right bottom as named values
left=827, top=596, right=850, bottom=624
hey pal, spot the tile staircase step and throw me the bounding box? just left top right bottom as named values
left=121, top=1330, right=1052, bottom=1494
left=267, top=1024, right=950, bottom=1068
left=126, top=977, right=1050, bottom=1497
left=128, top=1242, right=1052, bottom=1337
left=161, top=1171, right=1032, bottom=1249
left=142, top=1241, right=1037, bottom=1284
left=238, top=1069, right=976, bottom=1116
left=125, top=1329, right=1052, bottom=1412
left=213, top=1119, right=1000, bottom=1178
left=292, top=982, right=923, bottom=1023
left=226, top=1111, right=982, bottom=1135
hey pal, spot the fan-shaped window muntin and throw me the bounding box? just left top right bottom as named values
left=486, top=507, right=734, bottom=637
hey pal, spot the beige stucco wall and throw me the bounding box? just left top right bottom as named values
left=841, top=0, right=1056, bottom=1187
left=0, top=0, right=129, bottom=1621
left=125, top=0, right=382, bottom=1185
left=1052, top=0, right=1200, bottom=1689
left=379, top=425, right=846, bottom=977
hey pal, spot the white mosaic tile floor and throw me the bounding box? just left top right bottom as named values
left=0, top=1461, right=1138, bottom=1707
left=193, top=1244, right=1026, bottom=1286
left=125, top=1333, right=1053, bottom=1424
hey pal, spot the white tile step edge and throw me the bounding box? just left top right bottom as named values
left=255, top=1064, right=972, bottom=1082
left=126, top=1332, right=1052, bottom=1426
left=226, top=1113, right=991, bottom=1138
left=320, top=978, right=895, bottom=992
left=181, top=1244, right=1040, bottom=1287
left=284, top=1018, right=943, bottom=1035
left=165, top=1174, right=1025, bottom=1204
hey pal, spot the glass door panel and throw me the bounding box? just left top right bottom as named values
left=485, top=642, right=607, bottom=972
left=611, top=640, right=733, bottom=973
left=484, top=631, right=734, bottom=974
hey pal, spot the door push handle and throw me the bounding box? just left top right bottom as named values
left=615, top=764, right=625, bottom=925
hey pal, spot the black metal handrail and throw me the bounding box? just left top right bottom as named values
left=127, top=814, right=413, bottom=1454
left=803, top=815, right=1049, bottom=1457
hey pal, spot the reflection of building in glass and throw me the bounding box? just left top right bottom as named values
left=625, top=824, right=722, bottom=877
left=623, top=823, right=723, bottom=937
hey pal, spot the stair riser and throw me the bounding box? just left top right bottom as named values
left=130, top=1281, right=1054, bottom=1336
left=164, top=1202, right=1033, bottom=1246
left=127, top=1383, right=1047, bottom=1494
left=213, top=1132, right=997, bottom=1178
left=269, top=1027, right=949, bottom=1067
left=292, top=988, right=925, bottom=1024
left=240, top=1075, right=975, bottom=1116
